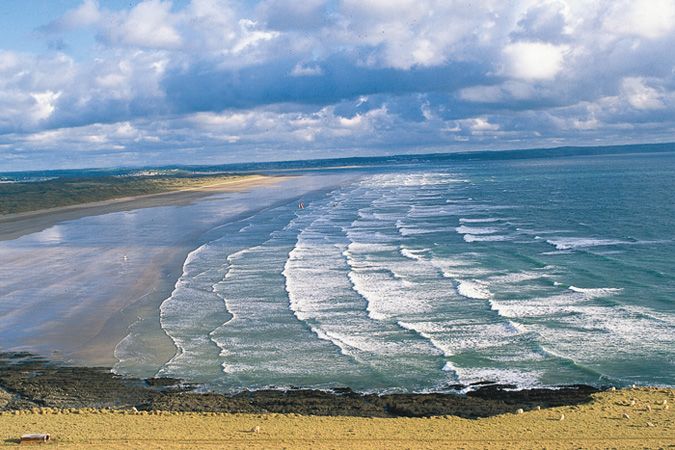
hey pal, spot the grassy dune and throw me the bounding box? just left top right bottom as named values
left=1, top=388, right=673, bottom=449
left=0, top=174, right=255, bottom=215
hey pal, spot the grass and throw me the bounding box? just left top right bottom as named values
left=0, top=388, right=673, bottom=449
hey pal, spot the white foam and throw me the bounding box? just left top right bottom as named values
left=445, top=364, right=544, bottom=388
left=397, top=321, right=450, bottom=358
left=487, top=271, right=551, bottom=284
left=343, top=242, right=396, bottom=253
left=463, top=234, right=510, bottom=243
left=568, top=286, right=623, bottom=298
left=456, top=280, right=492, bottom=300
left=182, top=243, right=209, bottom=268
left=399, top=226, right=454, bottom=236
left=546, top=237, right=629, bottom=251
left=399, top=247, right=429, bottom=261
left=455, top=225, right=500, bottom=235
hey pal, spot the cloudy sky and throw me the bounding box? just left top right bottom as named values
left=1, top=0, right=674, bottom=170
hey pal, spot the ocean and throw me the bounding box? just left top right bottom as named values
left=1, top=149, right=674, bottom=392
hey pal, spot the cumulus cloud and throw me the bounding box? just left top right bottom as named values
left=1, top=0, right=675, bottom=170
left=511, top=0, right=571, bottom=43
left=603, top=0, right=675, bottom=40
left=621, top=77, right=666, bottom=110
left=101, top=0, right=182, bottom=49
left=502, top=41, right=567, bottom=81
left=40, top=0, right=101, bottom=32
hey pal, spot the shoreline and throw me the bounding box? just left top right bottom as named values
left=0, top=174, right=288, bottom=242
left=0, top=352, right=604, bottom=416
left=1, top=354, right=673, bottom=449
left=0, top=172, right=365, bottom=374
left=0, top=175, right=293, bottom=371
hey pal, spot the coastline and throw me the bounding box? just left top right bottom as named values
left=0, top=174, right=288, bottom=242
left=0, top=354, right=672, bottom=449
left=0, top=353, right=600, bottom=417
left=0, top=174, right=294, bottom=370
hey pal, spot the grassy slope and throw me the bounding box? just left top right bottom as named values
left=0, top=175, right=249, bottom=215
left=0, top=388, right=673, bottom=449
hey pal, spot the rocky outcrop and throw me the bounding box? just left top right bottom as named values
left=0, top=352, right=599, bottom=418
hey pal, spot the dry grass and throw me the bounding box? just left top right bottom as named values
left=1, top=388, right=673, bottom=449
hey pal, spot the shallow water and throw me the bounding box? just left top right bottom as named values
left=2, top=153, right=674, bottom=391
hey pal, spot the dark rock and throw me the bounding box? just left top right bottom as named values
left=0, top=352, right=600, bottom=418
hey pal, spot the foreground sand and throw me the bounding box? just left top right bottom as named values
left=1, top=388, right=672, bottom=449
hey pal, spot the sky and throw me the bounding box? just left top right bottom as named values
left=1, top=0, right=675, bottom=170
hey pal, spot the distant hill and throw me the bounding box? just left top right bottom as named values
left=1, top=142, right=673, bottom=182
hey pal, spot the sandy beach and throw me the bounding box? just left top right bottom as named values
left=1, top=388, right=672, bottom=449
left=0, top=174, right=294, bottom=370
left=0, top=175, right=287, bottom=241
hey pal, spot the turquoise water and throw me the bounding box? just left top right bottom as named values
left=1, top=151, right=673, bottom=391
left=129, top=152, right=675, bottom=391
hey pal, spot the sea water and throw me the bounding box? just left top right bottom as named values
left=2, top=151, right=674, bottom=391
left=133, top=151, right=675, bottom=391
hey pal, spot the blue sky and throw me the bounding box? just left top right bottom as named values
left=1, top=0, right=674, bottom=170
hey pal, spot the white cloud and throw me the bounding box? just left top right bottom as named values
left=30, top=91, right=62, bottom=122
left=502, top=41, right=566, bottom=81
left=43, top=0, right=101, bottom=32
left=463, top=117, right=500, bottom=133
left=68, top=0, right=101, bottom=26
left=231, top=19, right=279, bottom=54
left=511, top=0, right=571, bottom=42
left=621, top=77, right=665, bottom=110
left=603, top=0, right=675, bottom=40
left=290, top=62, right=323, bottom=76
left=103, top=0, right=182, bottom=49
left=2, top=0, right=675, bottom=169
left=334, top=0, right=508, bottom=69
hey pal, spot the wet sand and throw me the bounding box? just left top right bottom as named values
left=0, top=175, right=291, bottom=370
left=1, top=388, right=672, bottom=449
left=0, top=175, right=286, bottom=242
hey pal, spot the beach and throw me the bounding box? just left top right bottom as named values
left=0, top=173, right=325, bottom=371
left=1, top=156, right=674, bottom=389
left=1, top=156, right=674, bottom=450
left=1, top=388, right=672, bottom=449
left=0, top=174, right=286, bottom=241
